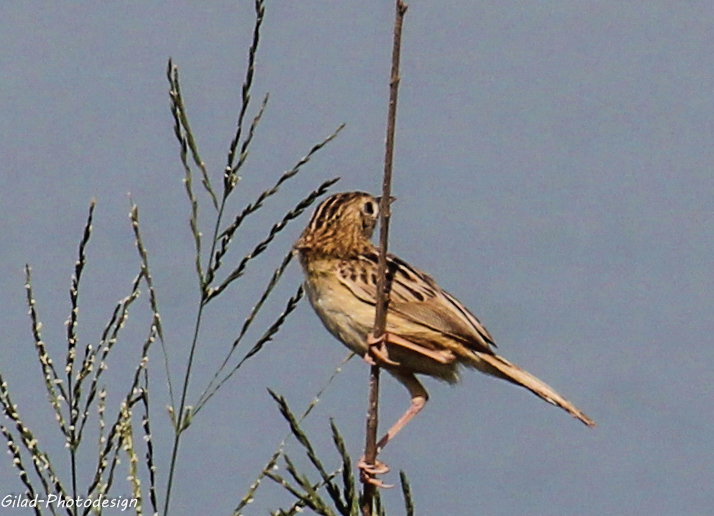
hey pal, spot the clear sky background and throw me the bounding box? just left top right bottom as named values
left=2, top=2, right=713, bottom=515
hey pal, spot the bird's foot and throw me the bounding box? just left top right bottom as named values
left=358, top=457, right=393, bottom=488
left=365, top=332, right=401, bottom=367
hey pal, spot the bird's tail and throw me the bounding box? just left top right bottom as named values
left=474, top=352, right=596, bottom=427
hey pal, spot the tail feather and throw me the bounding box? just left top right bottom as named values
left=475, top=353, right=595, bottom=427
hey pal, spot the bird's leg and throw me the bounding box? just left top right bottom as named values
left=357, top=458, right=392, bottom=488
left=376, top=372, right=429, bottom=453
left=381, top=332, right=457, bottom=365
left=365, top=332, right=401, bottom=366
left=358, top=372, right=429, bottom=488
left=366, top=331, right=456, bottom=367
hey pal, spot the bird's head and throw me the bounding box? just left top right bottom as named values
left=295, top=191, right=386, bottom=258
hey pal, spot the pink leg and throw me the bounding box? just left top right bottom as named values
left=376, top=371, right=429, bottom=453
left=381, top=332, right=456, bottom=364
left=365, top=332, right=401, bottom=366
left=366, top=332, right=456, bottom=367
left=358, top=371, right=429, bottom=487
left=357, top=458, right=393, bottom=488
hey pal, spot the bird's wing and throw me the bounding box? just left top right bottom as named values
left=336, top=252, right=495, bottom=354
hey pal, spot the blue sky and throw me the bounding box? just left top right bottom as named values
left=1, top=2, right=713, bottom=515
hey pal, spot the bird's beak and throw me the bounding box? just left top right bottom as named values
left=377, top=195, right=397, bottom=206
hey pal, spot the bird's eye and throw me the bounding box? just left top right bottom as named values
left=362, top=200, right=377, bottom=216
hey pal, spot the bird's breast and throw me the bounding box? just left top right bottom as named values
left=302, top=270, right=372, bottom=356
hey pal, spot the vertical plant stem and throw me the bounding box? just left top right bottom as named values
left=362, top=1, right=408, bottom=515
left=164, top=194, right=230, bottom=516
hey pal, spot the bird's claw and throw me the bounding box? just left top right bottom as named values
left=358, top=457, right=393, bottom=489
left=365, top=332, right=401, bottom=367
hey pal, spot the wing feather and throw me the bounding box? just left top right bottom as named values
left=336, top=252, right=495, bottom=355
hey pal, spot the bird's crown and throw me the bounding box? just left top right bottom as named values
left=295, top=191, right=381, bottom=258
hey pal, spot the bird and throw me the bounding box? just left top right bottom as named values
left=294, top=191, right=595, bottom=485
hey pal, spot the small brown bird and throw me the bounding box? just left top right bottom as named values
left=294, top=191, right=594, bottom=484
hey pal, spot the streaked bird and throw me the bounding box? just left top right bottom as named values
left=294, top=191, right=595, bottom=485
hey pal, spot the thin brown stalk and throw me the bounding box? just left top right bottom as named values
left=362, top=1, right=408, bottom=515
